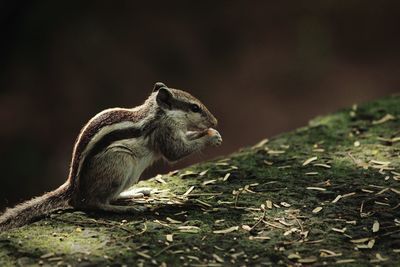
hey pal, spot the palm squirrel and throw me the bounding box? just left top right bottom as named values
left=0, top=82, right=222, bottom=231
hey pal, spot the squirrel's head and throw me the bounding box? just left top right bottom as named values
left=152, top=82, right=218, bottom=131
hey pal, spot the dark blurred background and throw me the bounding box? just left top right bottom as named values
left=1, top=1, right=399, bottom=210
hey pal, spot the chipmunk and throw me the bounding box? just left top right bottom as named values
left=0, top=82, right=222, bottom=231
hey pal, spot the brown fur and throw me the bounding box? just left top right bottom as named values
left=0, top=83, right=220, bottom=231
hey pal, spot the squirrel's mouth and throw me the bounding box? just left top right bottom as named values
left=186, top=126, right=209, bottom=140
left=188, top=126, right=208, bottom=133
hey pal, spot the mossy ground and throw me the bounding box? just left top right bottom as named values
left=1, top=96, right=400, bottom=266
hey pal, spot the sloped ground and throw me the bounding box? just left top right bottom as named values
left=1, top=96, right=400, bottom=266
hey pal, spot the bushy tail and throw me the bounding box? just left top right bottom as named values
left=0, top=182, right=72, bottom=231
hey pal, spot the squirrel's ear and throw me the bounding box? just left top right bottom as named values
left=156, top=88, right=173, bottom=108
left=153, top=82, right=167, bottom=92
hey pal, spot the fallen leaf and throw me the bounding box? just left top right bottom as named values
left=212, top=253, right=224, bottom=263
left=241, top=225, right=251, bottom=231
left=166, top=217, right=182, bottom=224
left=298, top=256, right=317, bottom=263
left=331, top=195, right=342, bottom=203
left=307, top=187, right=326, bottom=191
left=312, top=207, right=323, bottom=213
left=203, top=179, right=217, bottom=186
left=372, top=220, right=379, bottom=233
left=372, top=114, right=396, bottom=125
left=302, top=156, right=318, bottom=166
left=351, top=238, right=370, bottom=243
left=313, top=163, right=331, bottom=168
left=252, top=138, right=269, bottom=149
left=166, top=234, right=173, bottom=242
left=287, top=253, right=301, bottom=259
left=183, top=186, right=195, bottom=196
left=199, top=170, right=208, bottom=176
left=222, top=173, right=231, bottom=181
left=213, top=226, right=239, bottom=234
left=336, top=259, right=355, bottom=264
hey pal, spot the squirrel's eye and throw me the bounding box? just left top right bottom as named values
left=190, top=104, right=200, bottom=113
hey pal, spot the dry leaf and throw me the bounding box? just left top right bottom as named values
left=212, top=254, right=224, bottom=263
left=372, top=221, right=379, bottom=233
left=199, top=170, right=208, bottom=176
left=336, top=259, right=355, bottom=264
left=351, top=238, right=369, bottom=243
left=155, top=174, right=167, bottom=184
left=307, top=187, right=326, bottom=191
left=368, top=239, right=375, bottom=248
left=298, top=257, right=317, bottom=263
left=342, top=192, right=356, bottom=198
left=390, top=188, right=400, bottom=195
left=332, top=227, right=346, bottom=233
left=313, top=163, right=331, bottom=168
left=303, top=156, right=318, bottom=166
left=372, top=114, right=396, bottom=125
left=222, top=173, right=231, bottom=181
left=179, top=171, right=197, bottom=178
left=242, top=225, right=251, bottom=231
left=267, top=150, right=286, bottom=154
left=287, top=253, right=301, bottom=259
left=332, top=195, right=342, bottom=203
left=266, top=200, right=273, bottom=209
left=137, top=251, right=152, bottom=259
left=213, top=226, right=239, bottom=234
left=203, top=179, right=217, bottom=186
left=178, top=226, right=200, bottom=233
left=166, top=217, right=182, bottom=224
left=183, top=186, right=195, bottom=196
left=283, top=227, right=299, bottom=236
left=374, top=253, right=388, bottom=261
left=166, top=234, right=173, bottom=242
left=319, top=249, right=342, bottom=258
left=312, top=207, right=323, bottom=213
left=252, top=138, right=269, bottom=149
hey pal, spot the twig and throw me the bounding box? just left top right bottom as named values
left=250, top=208, right=267, bottom=231
left=154, top=243, right=183, bottom=257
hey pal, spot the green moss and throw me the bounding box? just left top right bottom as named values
left=1, top=95, right=400, bottom=266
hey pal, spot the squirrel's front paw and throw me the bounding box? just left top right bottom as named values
left=207, top=128, right=222, bottom=146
